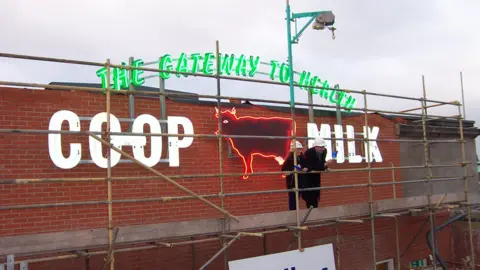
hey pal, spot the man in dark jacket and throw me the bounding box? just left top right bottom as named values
left=302, top=137, right=332, bottom=208
left=281, top=140, right=307, bottom=210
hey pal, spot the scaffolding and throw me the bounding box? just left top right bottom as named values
left=0, top=40, right=478, bottom=270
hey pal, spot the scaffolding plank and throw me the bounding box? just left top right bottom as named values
left=0, top=191, right=478, bottom=257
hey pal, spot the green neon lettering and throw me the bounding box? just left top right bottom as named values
left=112, top=63, right=129, bottom=90
left=269, top=60, right=279, bottom=80
left=329, top=84, right=346, bottom=105
left=190, top=53, right=202, bottom=74
left=159, top=54, right=173, bottom=79
left=309, top=76, right=320, bottom=94
left=202, top=52, right=215, bottom=75
left=299, top=71, right=311, bottom=90
left=279, top=63, right=290, bottom=84
left=248, top=56, right=260, bottom=77
left=344, top=95, right=356, bottom=111
left=235, top=54, right=248, bottom=77
left=131, top=59, right=144, bottom=86
left=92, top=53, right=355, bottom=109
left=176, top=53, right=189, bottom=78
left=219, top=54, right=235, bottom=75
left=319, top=80, right=330, bottom=99
left=96, top=67, right=108, bottom=89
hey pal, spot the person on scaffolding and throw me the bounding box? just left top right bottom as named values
left=302, top=137, right=333, bottom=208
left=281, top=140, right=307, bottom=211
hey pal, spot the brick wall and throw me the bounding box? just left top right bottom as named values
left=0, top=86, right=403, bottom=236
left=451, top=222, right=480, bottom=269
left=0, top=86, right=450, bottom=269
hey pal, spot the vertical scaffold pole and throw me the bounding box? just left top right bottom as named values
left=420, top=76, right=436, bottom=270
left=460, top=71, right=466, bottom=119
left=363, top=91, right=376, bottom=269
left=286, top=0, right=302, bottom=250
left=457, top=103, right=476, bottom=268
left=394, top=216, right=401, bottom=270
left=215, top=40, right=229, bottom=269
left=105, top=59, right=115, bottom=270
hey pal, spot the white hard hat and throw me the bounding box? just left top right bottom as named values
left=314, top=137, right=327, bottom=147
left=290, top=140, right=303, bottom=151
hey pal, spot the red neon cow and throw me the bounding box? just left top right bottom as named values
left=214, top=107, right=295, bottom=179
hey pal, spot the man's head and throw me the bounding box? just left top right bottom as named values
left=290, top=140, right=304, bottom=155
left=313, top=137, right=326, bottom=153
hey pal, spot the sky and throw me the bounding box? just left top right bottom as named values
left=1, top=0, right=480, bottom=155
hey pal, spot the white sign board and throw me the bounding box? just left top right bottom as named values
left=228, top=243, right=336, bottom=270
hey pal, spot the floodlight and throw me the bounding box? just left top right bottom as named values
left=312, top=11, right=335, bottom=30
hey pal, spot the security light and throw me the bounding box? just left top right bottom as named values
left=312, top=11, right=335, bottom=30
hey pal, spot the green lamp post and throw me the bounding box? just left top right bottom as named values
left=285, top=0, right=337, bottom=250
left=285, top=0, right=336, bottom=108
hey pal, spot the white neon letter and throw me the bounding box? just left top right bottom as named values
left=333, top=124, right=345, bottom=163
left=346, top=125, right=362, bottom=163
left=307, top=123, right=319, bottom=148
left=132, top=114, right=162, bottom=167
left=167, top=116, right=194, bottom=167
left=319, top=124, right=333, bottom=161
left=88, top=112, right=122, bottom=168
left=363, top=126, right=382, bottom=162
left=48, top=110, right=81, bottom=169
left=306, top=123, right=332, bottom=161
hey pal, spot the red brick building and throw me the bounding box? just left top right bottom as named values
left=0, top=85, right=468, bottom=269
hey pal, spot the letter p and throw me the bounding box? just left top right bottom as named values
left=168, top=116, right=194, bottom=167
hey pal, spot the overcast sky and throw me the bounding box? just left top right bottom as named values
left=1, top=0, right=480, bottom=155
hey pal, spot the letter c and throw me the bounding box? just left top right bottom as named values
left=48, top=110, right=81, bottom=169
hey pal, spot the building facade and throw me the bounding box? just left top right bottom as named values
left=0, top=85, right=478, bottom=269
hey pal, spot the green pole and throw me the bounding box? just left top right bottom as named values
left=286, top=0, right=302, bottom=251
left=286, top=1, right=295, bottom=107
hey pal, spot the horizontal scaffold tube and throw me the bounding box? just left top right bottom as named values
left=0, top=128, right=466, bottom=144
left=0, top=52, right=458, bottom=105
left=0, top=80, right=461, bottom=119
left=0, top=176, right=468, bottom=211
left=0, top=164, right=468, bottom=185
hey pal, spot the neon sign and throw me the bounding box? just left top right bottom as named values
left=307, top=123, right=383, bottom=163
left=214, top=107, right=295, bottom=179
left=48, top=110, right=194, bottom=169
left=95, top=53, right=357, bottom=110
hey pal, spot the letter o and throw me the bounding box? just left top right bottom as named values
left=132, top=114, right=162, bottom=167
left=88, top=112, right=122, bottom=168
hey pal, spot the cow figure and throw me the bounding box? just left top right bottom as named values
left=214, top=107, right=295, bottom=179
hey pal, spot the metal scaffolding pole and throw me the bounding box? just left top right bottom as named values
left=0, top=127, right=468, bottom=144
left=214, top=40, right=229, bottom=270
left=0, top=163, right=468, bottom=186
left=0, top=176, right=470, bottom=211
left=0, top=78, right=462, bottom=120
left=104, top=59, right=115, bottom=270
left=457, top=103, right=476, bottom=268
left=420, top=76, right=437, bottom=270
left=0, top=52, right=457, bottom=105
left=363, top=91, right=377, bottom=269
